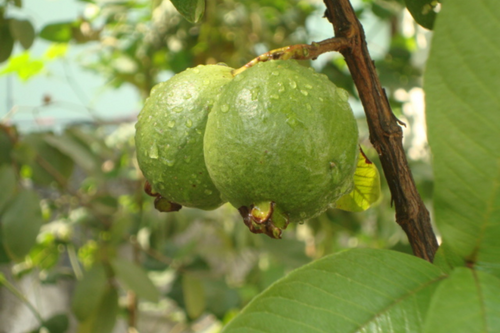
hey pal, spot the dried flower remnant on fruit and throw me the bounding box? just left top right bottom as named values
left=238, top=201, right=290, bottom=239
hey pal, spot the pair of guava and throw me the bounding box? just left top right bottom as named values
left=135, top=60, right=359, bottom=238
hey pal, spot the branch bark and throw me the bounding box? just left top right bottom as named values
left=323, top=0, right=439, bottom=261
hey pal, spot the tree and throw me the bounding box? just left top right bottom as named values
left=0, top=0, right=498, bottom=332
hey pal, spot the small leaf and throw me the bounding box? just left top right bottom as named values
left=44, top=43, right=68, bottom=59
left=404, top=0, right=437, bottom=30
left=223, top=248, right=446, bottom=333
left=335, top=150, right=381, bottom=212
left=0, top=21, right=15, bottom=63
left=0, top=165, right=17, bottom=214
left=0, top=52, right=44, bottom=81
left=171, top=0, right=205, bottom=23
left=182, top=274, right=206, bottom=320
left=39, top=22, right=73, bottom=43
left=40, top=313, right=69, bottom=333
left=71, top=264, right=108, bottom=321
left=423, top=268, right=500, bottom=333
left=9, top=18, right=35, bottom=49
left=2, top=190, right=42, bottom=260
left=111, top=258, right=159, bottom=302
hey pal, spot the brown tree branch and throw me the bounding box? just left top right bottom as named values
left=323, top=0, right=438, bottom=261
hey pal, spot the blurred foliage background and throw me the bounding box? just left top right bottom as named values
left=0, top=0, right=434, bottom=332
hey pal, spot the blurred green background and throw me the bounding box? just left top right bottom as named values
left=0, top=0, right=435, bottom=332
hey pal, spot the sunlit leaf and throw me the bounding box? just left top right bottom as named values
left=2, top=190, right=43, bottom=260
left=404, top=0, right=437, bottom=30
left=335, top=150, right=381, bottom=212
left=223, top=249, right=445, bottom=333
left=0, top=52, right=44, bottom=81
left=9, top=18, right=35, bottom=49
left=171, top=0, right=205, bottom=23
left=423, top=268, right=500, bottom=333
left=71, top=264, right=108, bottom=321
left=111, top=258, right=159, bottom=302
left=182, top=274, right=206, bottom=320
left=45, top=43, right=68, bottom=60
left=39, top=22, right=73, bottom=43
left=425, top=0, right=500, bottom=278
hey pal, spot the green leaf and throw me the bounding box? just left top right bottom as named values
left=404, top=0, right=437, bottom=30
left=39, top=313, right=69, bottom=333
left=335, top=150, right=381, bottom=212
left=182, top=274, right=206, bottom=320
left=39, top=22, right=73, bottom=43
left=92, top=287, right=119, bottom=333
left=0, top=21, right=15, bottom=63
left=424, top=0, right=500, bottom=277
left=222, top=248, right=445, bottom=333
left=9, top=18, right=35, bottom=49
left=171, top=0, right=205, bottom=23
left=0, top=165, right=17, bottom=214
left=0, top=125, right=15, bottom=166
left=423, top=268, right=500, bottom=333
left=111, top=258, right=159, bottom=302
left=0, top=52, right=44, bottom=81
left=44, top=132, right=98, bottom=173
left=71, top=264, right=108, bottom=321
left=433, top=242, right=466, bottom=275
left=1, top=190, right=42, bottom=260
left=44, top=43, right=68, bottom=59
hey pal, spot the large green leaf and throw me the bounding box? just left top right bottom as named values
left=39, top=22, right=73, bottom=43
left=423, top=268, right=500, bottom=333
left=1, top=190, right=43, bottom=260
left=0, top=165, right=17, bottom=214
left=222, top=249, right=445, bottom=333
left=182, top=273, right=206, bottom=320
left=9, top=18, right=35, bottom=49
left=171, top=0, right=205, bottom=23
left=425, top=0, right=500, bottom=277
left=0, top=20, right=14, bottom=63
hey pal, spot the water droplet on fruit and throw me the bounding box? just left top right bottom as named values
left=251, top=88, right=260, bottom=100
left=277, top=82, right=285, bottom=93
left=195, top=128, right=203, bottom=135
left=149, top=143, right=159, bottom=159
left=300, top=211, right=307, bottom=218
left=271, top=71, right=279, bottom=76
left=306, top=103, right=312, bottom=111
left=191, top=173, right=197, bottom=178
left=166, top=159, right=175, bottom=167
left=203, top=79, right=210, bottom=85
left=289, top=80, right=297, bottom=89
left=221, top=104, right=229, bottom=113
left=319, top=97, right=324, bottom=102
left=270, top=94, right=279, bottom=100
left=173, top=107, right=183, bottom=113
left=286, top=117, right=298, bottom=128
left=193, top=68, right=200, bottom=74
left=184, top=155, right=191, bottom=163
left=300, top=90, right=309, bottom=96
left=235, top=75, right=243, bottom=82
left=183, top=93, right=192, bottom=100
left=186, top=119, right=193, bottom=127
left=167, top=120, right=175, bottom=128
left=305, top=84, right=313, bottom=89
left=204, top=189, right=213, bottom=195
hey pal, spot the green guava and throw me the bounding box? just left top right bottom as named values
left=204, top=60, right=358, bottom=237
left=135, top=64, right=234, bottom=210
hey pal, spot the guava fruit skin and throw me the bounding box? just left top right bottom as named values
left=204, top=60, right=359, bottom=222
left=135, top=64, right=234, bottom=210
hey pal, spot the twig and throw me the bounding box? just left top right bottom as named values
left=323, top=0, right=438, bottom=261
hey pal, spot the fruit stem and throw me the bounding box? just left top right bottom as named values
left=231, top=37, right=350, bottom=76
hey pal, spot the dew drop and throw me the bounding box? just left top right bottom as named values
left=192, top=68, right=200, bottom=74
left=300, top=211, right=307, bottom=218
left=191, top=173, right=197, bottom=179
left=167, top=120, right=175, bottom=128
left=289, top=80, right=297, bottom=89
left=270, top=94, right=279, bottom=100
left=305, top=84, right=313, bottom=89
left=337, top=88, right=349, bottom=101
left=186, top=119, right=193, bottom=128
left=319, top=97, right=324, bottom=102
left=149, top=143, right=159, bottom=159
left=271, top=71, right=279, bottom=76
left=306, top=103, right=312, bottom=111
left=286, top=117, right=298, bottom=128
left=204, top=189, right=213, bottom=195
left=300, top=90, right=309, bottom=96
left=173, top=106, right=183, bottom=113
left=183, top=93, right=192, bottom=100
left=166, top=159, right=175, bottom=167
left=184, top=155, right=191, bottom=163
left=195, top=128, right=203, bottom=135
left=221, top=104, right=229, bottom=113
left=203, top=79, right=210, bottom=85
left=234, top=75, right=243, bottom=82
left=277, top=83, right=285, bottom=93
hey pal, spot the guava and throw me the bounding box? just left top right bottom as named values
left=204, top=60, right=358, bottom=237
left=135, top=64, right=234, bottom=210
